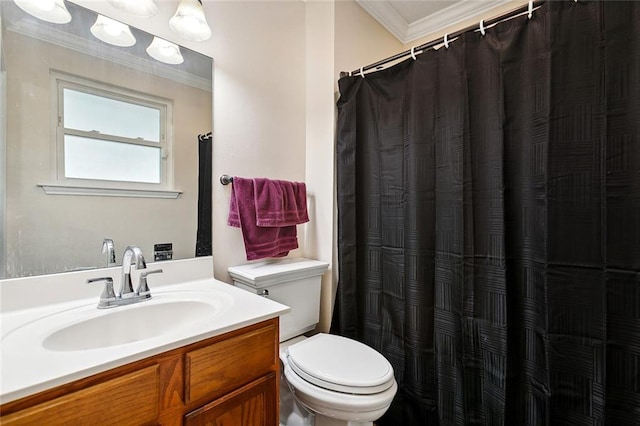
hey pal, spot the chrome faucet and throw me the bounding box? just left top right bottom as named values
left=120, top=245, right=147, bottom=299
left=87, top=245, right=163, bottom=309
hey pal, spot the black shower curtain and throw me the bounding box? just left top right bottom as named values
left=332, top=1, right=639, bottom=425
left=195, top=132, right=212, bottom=257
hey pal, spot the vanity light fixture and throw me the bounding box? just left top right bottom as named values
left=13, top=0, right=72, bottom=24
left=169, top=0, right=212, bottom=42
left=146, top=37, right=184, bottom=65
left=107, top=0, right=158, bottom=18
left=90, top=14, right=136, bottom=47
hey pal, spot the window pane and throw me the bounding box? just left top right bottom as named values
left=64, top=135, right=161, bottom=184
left=63, top=89, right=161, bottom=142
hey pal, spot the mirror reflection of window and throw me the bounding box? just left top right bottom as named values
left=1, top=0, right=213, bottom=278
left=55, top=73, right=172, bottom=187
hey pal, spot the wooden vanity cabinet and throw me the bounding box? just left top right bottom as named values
left=0, top=318, right=279, bottom=426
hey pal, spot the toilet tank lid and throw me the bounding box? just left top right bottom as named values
left=228, top=258, right=329, bottom=288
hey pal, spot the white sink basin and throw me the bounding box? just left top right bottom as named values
left=2, top=289, right=232, bottom=355
left=0, top=274, right=290, bottom=405
left=43, top=299, right=219, bottom=351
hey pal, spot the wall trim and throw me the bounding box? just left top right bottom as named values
left=39, top=184, right=182, bottom=199
left=356, top=0, right=512, bottom=44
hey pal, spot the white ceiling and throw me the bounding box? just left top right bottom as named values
left=357, top=0, right=512, bottom=44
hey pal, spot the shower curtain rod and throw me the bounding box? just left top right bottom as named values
left=341, top=0, right=546, bottom=78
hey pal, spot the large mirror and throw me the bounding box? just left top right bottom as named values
left=0, top=1, right=213, bottom=278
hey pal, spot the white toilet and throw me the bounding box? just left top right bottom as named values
left=228, top=258, right=398, bottom=426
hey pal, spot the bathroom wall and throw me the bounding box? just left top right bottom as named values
left=333, top=0, right=403, bottom=82
left=208, top=0, right=404, bottom=334
left=208, top=1, right=308, bottom=278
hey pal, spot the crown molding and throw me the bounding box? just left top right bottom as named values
left=406, top=0, right=512, bottom=43
left=357, top=0, right=512, bottom=44
left=355, top=0, right=407, bottom=42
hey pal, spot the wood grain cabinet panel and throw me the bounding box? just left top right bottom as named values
left=185, top=322, right=278, bottom=404
left=0, top=365, right=159, bottom=426
left=184, top=373, right=277, bottom=426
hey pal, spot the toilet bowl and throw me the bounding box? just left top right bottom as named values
left=281, top=333, right=397, bottom=426
left=229, top=258, right=397, bottom=426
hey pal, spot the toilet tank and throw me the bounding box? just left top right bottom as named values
left=228, top=258, right=329, bottom=342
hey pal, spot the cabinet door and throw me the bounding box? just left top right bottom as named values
left=0, top=365, right=159, bottom=426
left=184, top=373, right=277, bottom=426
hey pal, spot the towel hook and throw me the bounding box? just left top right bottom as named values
left=444, top=33, right=449, bottom=49
left=359, top=66, right=365, bottom=78
left=528, top=1, right=533, bottom=19
left=480, top=19, right=485, bottom=36
left=411, top=46, right=417, bottom=60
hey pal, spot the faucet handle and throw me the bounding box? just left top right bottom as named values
left=87, top=277, right=116, bottom=308
left=136, top=269, right=163, bottom=298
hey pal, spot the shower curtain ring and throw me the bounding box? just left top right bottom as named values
left=480, top=19, right=485, bottom=36
left=528, top=1, right=533, bottom=19
left=411, top=46, right=417, bottom=60
left=444, top=33, right=449, bottom=49
left=359, top=67, right=365, bottom=78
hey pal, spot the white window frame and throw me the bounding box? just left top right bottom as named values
left=44, top=72, right=180, bottom=198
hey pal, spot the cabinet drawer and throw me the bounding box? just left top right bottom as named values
left=1, top=365, right=159, bottom=426
left=185, top=322, right=277, bottom=403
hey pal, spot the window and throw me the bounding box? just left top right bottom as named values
left=52, top=73, right=174, bottom=194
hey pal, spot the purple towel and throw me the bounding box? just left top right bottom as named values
left=253, top=178, right=309, bottom=227
left=228, top=177, right=308, bottom=261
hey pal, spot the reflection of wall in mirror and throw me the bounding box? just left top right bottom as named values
left=0, top=23, right=6, bottom=280
left=4, top=30, right=212, bottom=278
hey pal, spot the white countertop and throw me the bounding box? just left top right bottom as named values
left=0, top=257, right=290, bottom=404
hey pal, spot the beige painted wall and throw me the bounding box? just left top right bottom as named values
left=334, top=0, right=403, bottom=82
left=305, top=0, right=336, bottom=335
left=4, top=30, right=210, bottom=277
left=209, top=1, right=308, bottom=280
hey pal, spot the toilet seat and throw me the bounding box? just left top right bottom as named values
left=283, top=362, right=398, bottom=422
left=286, top=333, right=395, bottom=395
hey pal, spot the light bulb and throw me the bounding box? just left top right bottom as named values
left=169, top=0, right=212, bottom=42
left=90, top=15, right=136, bottom=47
left=146, top=37, right=184, bottom=65
left=13, top=0, right=72, bottom=24
left=104, top=22, right=122, bottom=37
